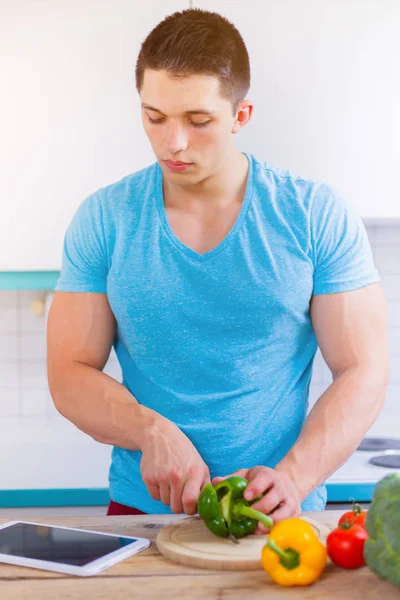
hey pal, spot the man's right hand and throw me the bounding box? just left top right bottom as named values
left=140, top=418, right=210, bottom=515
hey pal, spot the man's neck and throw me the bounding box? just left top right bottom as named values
left=162, top=150, right=249, bottom=214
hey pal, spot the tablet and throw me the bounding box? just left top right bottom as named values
left=0, top=520, right=150, bottom=577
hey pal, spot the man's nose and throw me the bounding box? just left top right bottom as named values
left=164, top=123, right=188, bottom=153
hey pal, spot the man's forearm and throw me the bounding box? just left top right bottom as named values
left=275, top=364, right=389, bottom=500
left=49, top=361, right=162, bottom=451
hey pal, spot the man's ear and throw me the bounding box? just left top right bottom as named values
left=232, top=100, right=253, bottom=133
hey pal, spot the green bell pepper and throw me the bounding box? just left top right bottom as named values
left=197, top=476, right=274, bottom=539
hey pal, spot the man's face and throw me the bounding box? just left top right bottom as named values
left=140, top=69, right=243, bottom=183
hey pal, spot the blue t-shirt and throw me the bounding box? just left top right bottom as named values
left=55, top=151, right=379, bottom=513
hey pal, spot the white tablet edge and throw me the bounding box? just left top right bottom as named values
left=0, top=520, right=151, bottom=577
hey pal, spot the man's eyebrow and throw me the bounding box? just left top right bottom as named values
left=141, top=103, right=217, bottom=115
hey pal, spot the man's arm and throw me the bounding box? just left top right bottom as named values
left=275, top=282, right=390, bottom=498
left=213, top=282, right=389, bottom=528
left=47, top=291, right=158, bottom=450
left=47, top=291, right=211, bottom=514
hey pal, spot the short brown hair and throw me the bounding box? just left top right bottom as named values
left=135, top=8, right=250, bottom=116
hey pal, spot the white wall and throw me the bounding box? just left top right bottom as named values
left=2, top=0, right=400, bottom=271
left=195, top=0, right=400, bottom=220
left=0, top=0, right=186, bottom=270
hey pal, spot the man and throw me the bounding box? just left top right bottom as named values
left=47, top=8, right=389, bottom=533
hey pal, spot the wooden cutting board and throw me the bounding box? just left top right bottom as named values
left=156, top=515, right=331, bottom=571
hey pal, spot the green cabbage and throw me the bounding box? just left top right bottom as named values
left=364, top=472, right=400, bottom=587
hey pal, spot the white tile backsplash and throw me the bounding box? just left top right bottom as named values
left=387, top=302, right=400, bottom=328
left=378, top=385, right=400, bottom=411
left=0, top=362, right=19, bottom=387
left=389, top=329, right=400, bottom=357
left=0, top=224, right=399, bottom=490
left=375, top=226, right=400, bottom=247
left=0, top=336, right=19, bottom=361
left=20, top=334, right=47, bottom=361
left=0, top=291, right=18, bottom=310
left=20, top=291, right=48, bottom=333
left=0, top=308, right=18, bottom=335
left=380, top=274, right=400, bottom=300
left=20, top=361, right=50, bottom=389
left=0, top=389, right=21, bottom=418
left=373, top=245, right=400, bottom=275
left=21, top=389, right=49, bottom=416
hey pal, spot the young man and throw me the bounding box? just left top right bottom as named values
left=47, top=9, right=389, bottom=532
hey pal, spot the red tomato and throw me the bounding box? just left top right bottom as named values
left=338, top=503, right=367, bottom=528
left=326, top=523, right=368, bottom=569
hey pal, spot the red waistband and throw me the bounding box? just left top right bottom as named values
left=106, top=499, right=148, bottom=516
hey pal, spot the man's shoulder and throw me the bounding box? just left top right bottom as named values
left=250, top=153, right=329, bottom=216
left=74, top=161, right=158, bottom=230
left=69, top=162, right=158, bottom=238
left=99, top=161, right=158, bottom=204
left=251, top=153, right=321, bottom=191
left=252, top=156, right=362, bottom=246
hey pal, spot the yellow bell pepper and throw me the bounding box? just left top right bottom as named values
left=261, top=517, right=327, bottom=586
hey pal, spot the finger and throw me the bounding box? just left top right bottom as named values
left=202, top=471, right=211, bottom=487
left=264, top=501, right=297, bottom=525
left=182, top=476, right=203, bottom=516
left=243, top=467, right=275, bottom=501
left=251, top=492, right=282, bottom=535
left=211, top=469, right=249, bottom=485
left=169, top=477, right=184, bottom=514
left=254, top=525, right=272, bottom=535
left=269, top=500, right=301, bottom=524
left=251, top=487, right=282, bottom=516
left=211, top=476, right=223, bottom=485
left=147, top=484, right=161, bottom=501
left=159, top=482, right=170, bottom=506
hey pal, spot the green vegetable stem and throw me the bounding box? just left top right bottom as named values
left=197, top=476, right=273, bottom=539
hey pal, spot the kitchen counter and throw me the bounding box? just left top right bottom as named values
left=0, top=512, right=397, bottom=599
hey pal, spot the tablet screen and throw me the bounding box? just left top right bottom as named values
left=0, top=523, right=137, bottom=566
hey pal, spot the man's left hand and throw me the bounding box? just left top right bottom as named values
left=211, top=466, right=302, bottom=534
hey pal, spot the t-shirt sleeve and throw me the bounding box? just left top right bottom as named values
left=55, top=192, right=108, bottom=293
left=311, top=183, right=380, bottom=295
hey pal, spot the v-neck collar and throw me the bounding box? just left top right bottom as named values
left=155, top=152, right=254, bottom=262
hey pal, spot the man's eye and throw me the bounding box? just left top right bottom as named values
left=147, top=116, right=164, bottom=124
left=147, top=116, right=210, bottom=128
left=191, top=121, right=210, bottom=128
